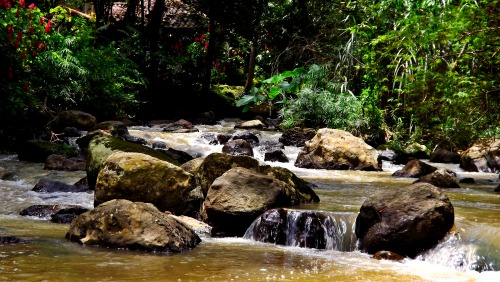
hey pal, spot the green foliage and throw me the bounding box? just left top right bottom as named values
left=236, top=66, right=304, bottom=112
left=29, top=8, right=143, bottom=119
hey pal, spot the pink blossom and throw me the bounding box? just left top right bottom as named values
left=28, top=3, right=35, bottom=9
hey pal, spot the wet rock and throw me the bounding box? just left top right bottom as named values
left=429, top=149, right=461, bottom=164
left=157, top=148, right=194, bottom=164
left=0, top=236, right=26, bottom=245
left=494, top=185, right=500, bottom=193
left=244, top=208, right=356, bottom=250
left=94, top=152, right=199, bottom=216
left=151, top=141, right=167, bottom=149
left=200, top=133, right=218, bottom=145
left=460, top=138, right=500, bottom=173
left=50, top=206, right=89, bottom=223
left=295, top=128, right=381, bottom=171
left=355, top=183, right=454, bottom=258
left=264, top=150, right=289, bottom=163
left=373, top=250, right=405, bottom=261
left=216, top=133, right=232, bottom=145
left=392, top=159, right=437, bottom=178
left=222, top=139, right=254, bottom=157
left=232, top=131, right=260, bottom=146
left=44, top=154, right=86, bottom=171
left=234, top=120, right=266, bottom=130
left=413, top=171, right=461, bottom=188
left=66, top=199, right=201, bottom=253
left=32, top=179, right=91, bottom=193
left=20, top=204, right=85, bottom=218
left=459, top=178, right=475, bottom=184
left=203, top=167, right=312, bottom=237
left=279, top=127, right=316, bottom=147
left=161, top=119, right=194, bottom=132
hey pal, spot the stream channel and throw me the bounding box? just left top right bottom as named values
left=0, top=119, right=499, bottom=281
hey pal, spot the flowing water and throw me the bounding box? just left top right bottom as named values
left=1, top=119, right=499, bottom=281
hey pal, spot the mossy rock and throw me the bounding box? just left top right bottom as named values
left=211, top=84, right=245, bottom=105
left=17, top=140, right=78, bottom=163
left=86, top=133, right=180, bottom=190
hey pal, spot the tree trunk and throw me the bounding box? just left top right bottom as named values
left=202, top=18, right=216, bottom=95
left=245, top=42, right=257, bottom=92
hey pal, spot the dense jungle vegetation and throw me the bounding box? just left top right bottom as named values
left=1, top=0, right=499, bottom=151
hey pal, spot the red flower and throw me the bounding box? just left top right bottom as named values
left=7, top=24, right=13, bottom=34
left=19, top=0, right=25, bottom=8
left=23, top=81, right=29, bottom=91
left=40, top=17, right=46, bottom=25
left=28, top=3, right=35, bottom=9
left=44, top=20, right=52, bottom=33
left=16, top=31, right=23, bottom=42
left=8, top=68, right=13, bottom=80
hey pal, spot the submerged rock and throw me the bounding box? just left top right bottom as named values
left=44, top=154, right=86, bottom=171
left=373, top=250, right=405, bottom=261
left=66, top=199, right=201, bottom=253
left=0, top=236, right=26, bottom=245
left=355, top=183, right=454, bottom=258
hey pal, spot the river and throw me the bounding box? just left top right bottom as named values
left=0, top=119, right=499, bottom=281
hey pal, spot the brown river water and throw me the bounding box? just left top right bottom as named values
left=1, top=119, right=499, bottom=281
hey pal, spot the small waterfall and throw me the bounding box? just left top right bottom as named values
left=243, top=208, right=358, bottom=251
left=418, top=231, right=499, bottom=272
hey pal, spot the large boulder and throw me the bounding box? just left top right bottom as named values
left=92, top=121, right=130, bottom=139
left=279, top=127, right=316, bottom=147
left=295, top=128, right=381, bottom=171
left=50, top=110, right=97, bottom=133
left=244, top=208, right=357, bottom=250
left=355, top=183, right=454, bottom=258
left=86, top=133, right=179, bottom=190
left=392, top=159, right=437, bottom=178
left=66, top=199, right=201, bottom=253
left=460, top=138, right=500, bottom=172
left=196, top=153, right=260, bottom=196
left=203, top=167, right=313, bottom=237
left=94, top=152, right=199, bottom=216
